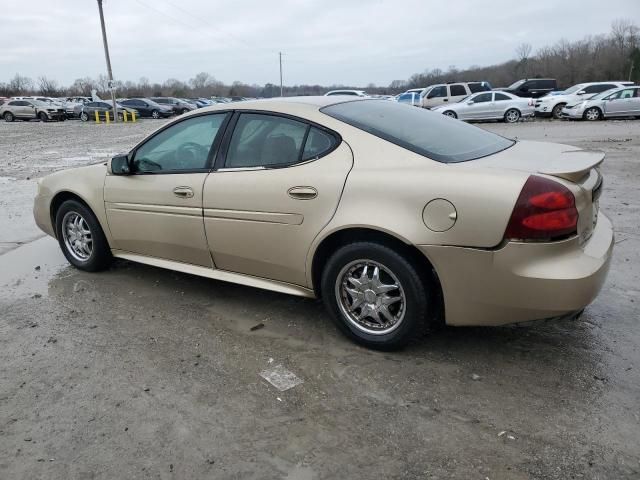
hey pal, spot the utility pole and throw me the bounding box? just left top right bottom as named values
left=97, top=0, right=118, bottom=122
left=279, top=52, right=283, bottom=97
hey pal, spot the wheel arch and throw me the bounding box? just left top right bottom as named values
left=49, top=191, right=98, bottom=239
left=309, top=226, right=444, bottom=325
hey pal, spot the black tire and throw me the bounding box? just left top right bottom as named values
left=80, top=112, right=89, bottom=122
left=151, top=109, right=160, bottom=119
left=583, top=107, right=602, bottom=121
left=55, top=200, right=112, bottom=272
left=3, top=112, right=14, bottom=122
left=321, top=242, right=430, bottom=350
left=551, top=103, right=566, bottom=119
left=504, top=108, right=521, bottom=123
left=38, top=112, right=48, bottom=122
left=443, top=110, right=457, bottom=119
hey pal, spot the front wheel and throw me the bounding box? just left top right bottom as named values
left=38, top=112, right=48, bottom=122
left=80, top=112, right=89, bottom=122
left=551, top=103, right=566, bottom=119
left=504, top=108, right=521, bottom=123
left=151, top=109, right=160, bottom=119
left=55, top=200, right=112, bottom=272
left=321, top=242, right=430, bottom=350
left=443, top=110, right=457, bottom=119
left=584, top=107, right=602, bottom=121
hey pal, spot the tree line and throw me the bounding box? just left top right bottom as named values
left=1, top=19, right=638, bottom=99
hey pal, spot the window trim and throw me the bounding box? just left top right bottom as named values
left=215, top=110, right=342, bottom=172
left=128, top=110, right=233, bottom=175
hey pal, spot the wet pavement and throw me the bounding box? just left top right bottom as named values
left=0, top=119, right=639, bottom=479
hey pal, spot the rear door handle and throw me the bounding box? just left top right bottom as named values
left=288, top=186, right=317, bottom=200
left=173, top=186, right=194, bottom=198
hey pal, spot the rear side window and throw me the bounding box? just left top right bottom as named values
left=468, top=83, right=489, bottom=93
left=322, top=100, right=514, bottom=163
left=494, top=93, right=511, bottom=101
left=302, top=128, right=335, bottom=160
left=450, top=84, right=467, bottom=96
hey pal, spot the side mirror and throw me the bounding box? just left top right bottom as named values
left=467, top=101, right=474, bottom=105
left=576, top=90, right=586, bottom=95
left=109, top=153, right=131, bottom=175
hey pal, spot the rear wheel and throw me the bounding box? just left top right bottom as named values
left=38, top=112, right=48, bottom=122
left=551, top=103, right=566, bottom=119
left=55, top=200, right=112, bottom=272
left=584, top=107, right=602, bottom=121
left=3, top=112, right=14, bottom=122
left=504, top=108, right=521, bottom=123
left=151, top=109, right=160, bottom=119
left=321, top=242, right=430, bottom=350
left=443, top=110, right=457, bottom=119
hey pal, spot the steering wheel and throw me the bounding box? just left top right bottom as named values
left=176, top=142, right=208, bottom=169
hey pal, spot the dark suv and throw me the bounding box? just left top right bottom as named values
left=149, top=97, right=196, bottom=115
left=500, top=78, right=557, bottom=98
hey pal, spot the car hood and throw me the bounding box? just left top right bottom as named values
left=538, top=93, right=589, bottom=103
left=469, top=140, right=604, bottom=182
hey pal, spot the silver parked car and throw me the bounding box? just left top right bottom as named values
left=432, top=91, right=534, bottom=123
left=0, top=98, right=66, bottom=122
left=562, top=85, right=640, bottom=121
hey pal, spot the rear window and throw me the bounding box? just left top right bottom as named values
left=321, top=100, right=514, bottom=163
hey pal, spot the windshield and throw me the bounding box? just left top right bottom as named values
left=321, top=100, right=514, bottom=163
left=507, top=79, right=525, bottom=90
left=590, top=88, right=619, bottom=100
left=562, top=84, right=584, bottom=95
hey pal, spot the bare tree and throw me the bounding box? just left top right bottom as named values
left=38, top=76, right=60, bottom=96
left=8, top=74, right=33, bottom=94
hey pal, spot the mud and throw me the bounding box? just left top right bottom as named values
left=0, top=118, right=639, bottom=479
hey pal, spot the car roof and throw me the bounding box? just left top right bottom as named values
left=181, top=96, right=366, bottom=116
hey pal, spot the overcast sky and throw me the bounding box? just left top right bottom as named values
left=2, top=0, right=638, bottom=87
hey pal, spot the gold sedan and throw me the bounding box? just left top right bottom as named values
left=34, top=97, right=613, bottom=349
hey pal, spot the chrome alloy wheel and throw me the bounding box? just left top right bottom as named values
left=335, top=260, right=406, bottom=335
left=505, top=109, right=520, bottom=123
left=62, top=211, right=93, bottom=261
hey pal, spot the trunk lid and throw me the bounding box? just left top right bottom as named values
left=472, top=140, right=604, bottom=244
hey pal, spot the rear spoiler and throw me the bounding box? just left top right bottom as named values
left=538, top=149, right=605, bottom=182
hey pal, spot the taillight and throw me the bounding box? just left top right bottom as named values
left=504, top=175, right=578, bottom=241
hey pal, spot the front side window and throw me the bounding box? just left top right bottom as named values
left=472, top=93, right=493, bottom=103
left=450, top=84, right=467, bottom=96
left=322, top=100, right=514, bottom=163
left=225, top=114, right=309, bottom=169
left=133, top=113, right=228, bottom=173
left=427, top=86, right=447, bottom=98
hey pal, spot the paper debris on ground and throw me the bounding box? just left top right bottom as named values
left=260, top=364, right=303, bottom=392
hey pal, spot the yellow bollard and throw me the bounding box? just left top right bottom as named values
left=105, top=111, right=110, bottom=124
left=94, top=110, right=100, bottom=123
left=132, top=110, right=136, bottom=123
left=123, top=110, right=128, bottom=122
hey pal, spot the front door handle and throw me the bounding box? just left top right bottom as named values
left=288, top=186, right=317, bottom=200
left=173, top=186, right=194, bottom=198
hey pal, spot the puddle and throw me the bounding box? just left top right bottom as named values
left=0, top=236, right=67, bottom=300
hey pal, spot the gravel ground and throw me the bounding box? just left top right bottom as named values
left=0, top=117, right=639, bottom=479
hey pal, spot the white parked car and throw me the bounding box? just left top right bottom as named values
left=535, top=81, right=634, bottom=119
left=561, top=85, right=640, bottom=121
left=396, top=92, right=422, bottom=106
left=432, top=91, right=534, bottom=123
left=324, top=90, right=368, bottom=97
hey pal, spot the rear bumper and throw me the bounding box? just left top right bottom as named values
left=418, top=213, right=614, bottom=326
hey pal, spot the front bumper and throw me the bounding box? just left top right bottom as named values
left=418, top=213, right=614, bottom=326
left=33, top=190, right=55, bottom=238
left=561, top=107, right=584, bottom=119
